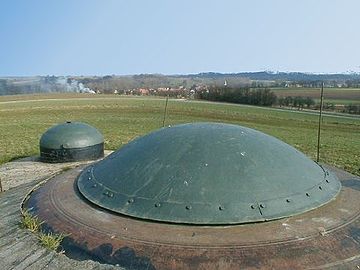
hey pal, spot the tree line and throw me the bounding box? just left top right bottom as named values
left=196, top=87, right=277, bottom=106
left=277, top=96, right=315, bottom=109
left=344, top=104, right=360, bottom=114
left=195, top=87, right=342, bottom=113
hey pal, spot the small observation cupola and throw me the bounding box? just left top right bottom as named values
left=40, top=121, right=104, bottom=163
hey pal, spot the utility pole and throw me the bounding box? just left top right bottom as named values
left=162, top=95, right=169, bottom=127
left=316, top=82, right=324, bottom=163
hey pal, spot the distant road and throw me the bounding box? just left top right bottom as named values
left=0, top=96, right=359, bottom=121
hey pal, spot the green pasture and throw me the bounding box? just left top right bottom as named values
left=0, top=94, right=359, bottom=176
left=270, top=87, right=360, bottom=103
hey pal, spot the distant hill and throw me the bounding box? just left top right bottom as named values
left=1, top=72, right=360, bottom=95
left=181, top=71, right=360, bottom=81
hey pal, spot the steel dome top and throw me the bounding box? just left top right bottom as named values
left=77, top=122, right=341, bottom=225
left=40, top=121, right=104, bottom=163
left=40, top=121, right=103, bottom=149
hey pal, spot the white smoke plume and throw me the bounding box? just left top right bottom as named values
left=56, top=77, right=96, bottom=93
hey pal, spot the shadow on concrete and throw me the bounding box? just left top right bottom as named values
left=61, top=236, right=156, bottom=270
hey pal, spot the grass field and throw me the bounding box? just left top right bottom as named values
left=270, top=87, right=360, bottom=104
left=0, top=93, right=359, bottom=176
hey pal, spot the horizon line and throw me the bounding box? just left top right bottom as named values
left=1, top=70, right=360, bottom=78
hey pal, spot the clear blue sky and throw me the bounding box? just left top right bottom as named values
left=1, top=0, right=360, bottom=76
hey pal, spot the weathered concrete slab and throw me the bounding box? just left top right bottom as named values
left=0, top=154, right=123, bottom=270
left=0, top=151, right=112, bottom=192
left=0, top=180, right=123, bottom=270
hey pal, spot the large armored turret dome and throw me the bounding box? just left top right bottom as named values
left=77, top=122, right=341, bottom=224
left=40, top=121, right=104, bottom=163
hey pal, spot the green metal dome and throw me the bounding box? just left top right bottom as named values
left=40, top=121, right=104, bottom=163
left=77, top=122, right=341, bottom=225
